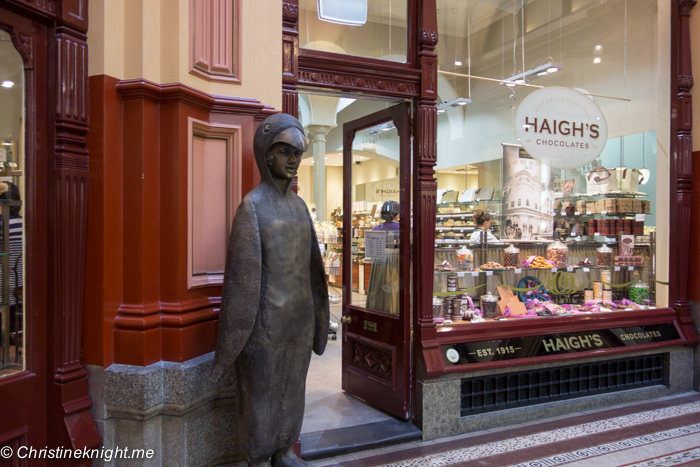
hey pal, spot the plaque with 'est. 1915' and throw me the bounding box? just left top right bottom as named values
left=442, top=324, right=680, bottom=366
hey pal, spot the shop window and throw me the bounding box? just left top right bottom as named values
left=433, top=0, right=666, bottom=324
left=189, top=0, right=241, bottom=83
left=187, top=118, right=242, bottom=288
left=298, top=0, right=408, bottom=63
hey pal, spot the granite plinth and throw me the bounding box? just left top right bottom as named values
left=88, top=352, right=242, bottom=467
left=417, top=347, right=694, bottom=440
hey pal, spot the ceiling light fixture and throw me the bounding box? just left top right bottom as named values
left=317, top=0, right=367, bottom=25
left=593, top=57, right=601, bottom=64
left=1, top=81, right=13, bottom=88
left=455, top=61, right=462, bottom=66
left=437, top=97, right=472, bottom=112
left=502, top=61, right=564, bottom=85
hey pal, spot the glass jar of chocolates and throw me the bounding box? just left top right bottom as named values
left=597, top=244, right=613, bottom=267
left=546, top=239, right=569, bottom=268
left=503, top=244, right=521, bottom=268
left=480, top=292, right=499, bottom=319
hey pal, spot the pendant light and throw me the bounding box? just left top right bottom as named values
left=639, top=132, right=651, bottom=184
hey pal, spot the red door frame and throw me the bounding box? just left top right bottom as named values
left=0, top=7, right=49, bottom=462
left=341, top=102, right=412, bottom=420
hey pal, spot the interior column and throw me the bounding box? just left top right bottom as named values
left=308, top=124, right=331, bottom=221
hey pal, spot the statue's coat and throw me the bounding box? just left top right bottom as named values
left=211, top=114, right=329, bottom=465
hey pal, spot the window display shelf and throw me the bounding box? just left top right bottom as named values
left=554, top=192, right=648, bottom=201
left=432, top=265, right=647, bottom=276
left=436, top=226, right=475, bottom=231
left=555, top=212, right=652, bottom=218
left=436, top=213, right=475, bottom=218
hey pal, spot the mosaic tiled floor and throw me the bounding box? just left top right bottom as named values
left=310, top=392, right=700, bottom=467
left=624, top=446, right=700, bottom=467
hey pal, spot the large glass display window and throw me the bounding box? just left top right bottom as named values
left=431, top=0, right=668, bottom=327
left=298, top=0, right=409, bottom=63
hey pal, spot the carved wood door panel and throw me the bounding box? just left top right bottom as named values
left=341, top=102, right=412, bottom=420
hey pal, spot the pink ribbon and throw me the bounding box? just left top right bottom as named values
left=510, top=310, right=539, bottom=319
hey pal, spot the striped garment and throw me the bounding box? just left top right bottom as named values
left=0, top=216, right=23, bottom=306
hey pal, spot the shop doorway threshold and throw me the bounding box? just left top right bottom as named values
left=300, top=418, right=422, bottom=461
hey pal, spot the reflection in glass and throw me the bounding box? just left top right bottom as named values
left=299, top=0, right=408, bottom=63
left=352, top=143, right=401, bottom=315
left=0, top=30, right=25, bottom=378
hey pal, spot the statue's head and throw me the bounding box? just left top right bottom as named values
left=254, top=114, right=308, bottom=183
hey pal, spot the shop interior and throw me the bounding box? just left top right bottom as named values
left=0, top=30, right=25, bottom=378
left=297, top=0, right=666, bottom=448
left=296, top=91, right=412, bottom=440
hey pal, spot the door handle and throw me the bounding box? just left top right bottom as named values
left=341, top=316, right=352, bottom=324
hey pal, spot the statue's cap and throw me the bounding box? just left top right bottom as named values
left=254, top=114, right=308, bottom=158
left=272, top=127, right=308, bottom=153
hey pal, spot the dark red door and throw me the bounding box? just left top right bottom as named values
left=341, top=102, right=411, bottom=420
left=0, top=8, right=49, bottom=465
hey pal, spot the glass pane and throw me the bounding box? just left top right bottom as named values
left=434, top=0, right=664, bottom=322
left=299, top=0, right=408, bottom=63
left=352, top=119, right=401, bottom=314
left=0, top=30, right=25, bottom=377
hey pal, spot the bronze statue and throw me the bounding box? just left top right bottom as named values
left=211, top=113, right=330, bottom=467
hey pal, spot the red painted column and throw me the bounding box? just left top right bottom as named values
left=413, top=0, right=443, bottom=399
left=47, top=2, right=101, bottom=452
left=84, top=74, right=123, bottom=369
left=670, top=0, right=699, bottom=345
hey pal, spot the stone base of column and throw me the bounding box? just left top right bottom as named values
left=87, top=353, right=245, bottom=466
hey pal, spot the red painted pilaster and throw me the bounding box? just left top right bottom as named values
left=670, top=0, right=699, bottom=345
left=47, top=0, right=101, bottom=453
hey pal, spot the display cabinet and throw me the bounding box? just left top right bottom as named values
left=435, top=199, right=501, bottom=249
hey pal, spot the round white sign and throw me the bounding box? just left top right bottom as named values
left=514, top=87, right=608, bottom=169
left=446, top=348, right=460, bottom=364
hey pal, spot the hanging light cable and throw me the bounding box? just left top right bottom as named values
left=389, top=0, right=392, bottom=58
left=619, top=136, right=627, bottom=171
left=639, top=132, right=651, bottom=184
left=468, top=4, right=471, bottom=99
left=623, top=0, right=627, bottom=99
left=521, top=0, right=525, bottom=78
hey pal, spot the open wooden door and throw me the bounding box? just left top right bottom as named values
left=341, top=102, right=411, bottom=420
